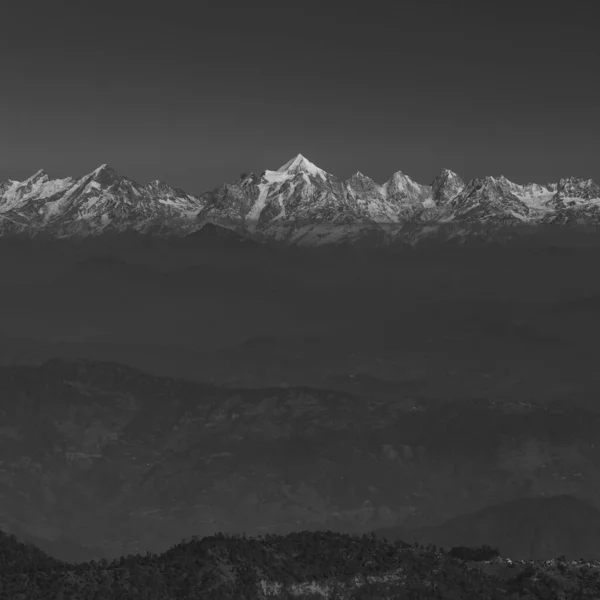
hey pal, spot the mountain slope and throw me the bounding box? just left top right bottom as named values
left=0, top=165, right=204, bottom=237
left=7, top=528, right=599, bottom=600
left=1, top=358, right=600, bottom=561
left=374, top=495, right=600, bottom=561
left=1, top=156, right=599, bottom=245
left=199, top=155, right=446, bottom=245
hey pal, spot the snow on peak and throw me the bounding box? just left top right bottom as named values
left=146, top=179, right=172, bottom=190
left=277, top=153, right=309, bottom=171
left=497, top=175, right=514, bottom=184
left=558, top=176, right=593, bottom=187
left=92, top=164, right=111, bottom=176
left=276, top=154, right=327, bottom=180
left=25, top=169, right=48, bottom=182
left=389, top=170, right=423, bottom=185
left=496, top=175, right=515, bottom=187
left=388, top=170, right=418, bottom=186
left=441, top=168, right=459, bottom=178
left=87, top=164, right=123, bottom=181
left=488, top=175, right=518, bottom=189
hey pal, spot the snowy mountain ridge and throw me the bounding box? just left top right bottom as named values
left=1, top=154, right=599, bottom=245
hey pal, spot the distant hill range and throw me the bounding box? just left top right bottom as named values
left=1, top=155, right=599, bottom=246
left=2, top=358, right=600, bottom=562
left=372, top=495, right=600, bottom=561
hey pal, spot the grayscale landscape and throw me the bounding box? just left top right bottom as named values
left=2, top=0, right=599, bottom=595
left=2, top=157, right=600, bottom=597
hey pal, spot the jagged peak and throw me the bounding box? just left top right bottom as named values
left=346, top=171, right=379, bottom=189
left=439, top=168, right=459, bottom=178
left=431, top=169, right=465, bottom=201
left=460, top=175, right=530, bottom=196
left=471, top=175, right=504, bottom=188
left=277, top=153, right=309, bottom=171
left=555, top=177, right=599, bottom=197
left=525, top=181, right=552, bottom=188
left=145, top=179, right=173, bottom=189
left=84, top=164, right=124, bottom=188
left=389, top=170, right=427, bottom=184
left=276, top=154, right=327, bottom=179
left=557, top=176, right=594, bottom=186
left=460, top=176, right=486, bottom=190
left=91, top=164, right=118, bottom=177
left=432, top=169, right=463, bottom=187
left=496, top=174, right=517, bottom=186
left=24, top=169, right=48, bottom=182
left=497, top=174, right=519, bottom=184
left=388, top=170, right=422, bottom=186
left=350, top=170, right=373, bottom=180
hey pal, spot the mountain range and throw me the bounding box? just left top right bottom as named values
left=2, top=155, right=599, bottom=245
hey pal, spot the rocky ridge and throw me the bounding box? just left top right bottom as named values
left=1, top=155, right=599, bottom=244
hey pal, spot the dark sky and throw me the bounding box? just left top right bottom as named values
left=1, top=0, right=598, bottom=193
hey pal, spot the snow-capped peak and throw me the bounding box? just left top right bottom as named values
left=1, top=157, right=600, bottom=246
left=387, top=170, right=423, bottom=188
left=431, top=169, right=465, bottom=204
left=85, top=164, right=123, bottom=189
left=440, top=168, right=459, bottom=179
left=276, top=154, right=327, bottom=180
left=558, top=176, right=593, bottom=188
left=145, top=179, right=177, bottom=190
left=497, top=175, right=516, bottom=186
left=24, top=169, right=48, bottom=182
left=91, top=164, right=116, bottom=177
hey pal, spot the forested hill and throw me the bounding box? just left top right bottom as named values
left=2, top=529, right=600, bottom=599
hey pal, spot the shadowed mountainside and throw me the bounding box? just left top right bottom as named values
left=3, top=528, right=600, bottom=599
left=1, top=358, right=600, bottom=563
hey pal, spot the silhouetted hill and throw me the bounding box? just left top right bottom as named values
left=0, top=530, right=70, bottom=574
left=374, top=495, right=600, bottom=561
left=3, top=528, right=600, bottom=599
left=0, top=522, right=105, bottom=564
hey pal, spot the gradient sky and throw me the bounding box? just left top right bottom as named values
left=1, top=0, right=598, bottom=194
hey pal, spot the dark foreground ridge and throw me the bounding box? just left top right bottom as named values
left=2, top=529, right=600, bottom=599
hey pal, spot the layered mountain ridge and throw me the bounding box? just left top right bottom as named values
left=2, top=357, right=600, bottom=562
left=0, top=164, right=204, bottom=238
left=1, top=154, right=599, bottom=245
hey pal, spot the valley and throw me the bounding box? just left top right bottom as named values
left=0, top=234, right=599, bottom=573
